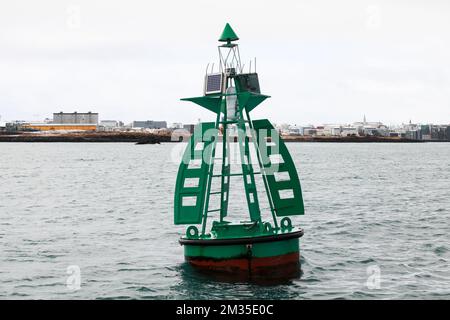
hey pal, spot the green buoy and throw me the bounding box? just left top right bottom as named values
left=175, top=24, right=305, bottom=281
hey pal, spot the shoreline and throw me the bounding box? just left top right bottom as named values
left=282, top=136, right=427, bottom=143
left=0, top=132, right=174, bottom=143
left=0, top=132, right=448, bottom=143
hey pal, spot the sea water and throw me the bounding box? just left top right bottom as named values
left=0, top=142, right=449, bottom=299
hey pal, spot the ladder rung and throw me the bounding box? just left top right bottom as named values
left=213, top=173, right=243, bottom=177
left=212, top=172, right=261, bottom=178
left=207, top=208, right=221, bottom=213
left=220, top=120, right=249, bottom=124
left=210, top=191, right=222, bottom=195
left=241, top=172, right=262, bottom=175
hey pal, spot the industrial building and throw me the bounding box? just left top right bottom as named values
left=421, top=124, right=450, bottom=140
left=22, top=111, right=98, bottom=131
left=53, top=112, right=98, bottom=124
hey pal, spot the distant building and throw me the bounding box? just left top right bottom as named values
left=4, top=121, right=25, bottom=132
left=302, top=127, right=316, bottom=136
left=132, top=120, right=167, bottom=129
left=405, top=129, right=422, bottom=140
left=323, top=125, right=342, bottom=136
left=98, top=120, right=123, bottom=131
left=22, top=111, right=99, bottom=131
left=315, top=126, right=325, bottom=136
left=341, top=126, right=358, bottom=136
left=398, top=122, right=422, bottom=140
left=430, top=125, right=447, bottom=140
left=100, top=120, right=121, bottom=127
left=420, top=125, right=431, bottom=140
left=170, top=122, right=184, bottom=129
left=53, top=111, right=98, bottom=124
left=351, top=115, right=386, bottom=136
left=287, top=125, right=303, bottom=136
left=362, top=127, right=380, bottom=136
left=183, top=124, right=195, bottom=134
left=0, top=116, right=5, bottom=132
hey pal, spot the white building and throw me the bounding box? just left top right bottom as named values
left=98, top=120, right=122, bottom=131
left=302, top=126, right=316, bottom=136
left=288, top=125, right=303, bottom=135
left=323, top=124, right=342, bottom=136
left=341, top=126, right=358, bottom=136
left=315, top=126, right=325, bottom=136
left=170, top=123, right=184, bottom=129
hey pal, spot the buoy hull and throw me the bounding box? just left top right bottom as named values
left=180, top=230, right=303, bottom=281
left=185, top=251, right=300, bottom=281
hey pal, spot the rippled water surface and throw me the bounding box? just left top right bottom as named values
left=0, top=142, right=449, bottom=299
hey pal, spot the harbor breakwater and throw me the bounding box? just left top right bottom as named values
left=0, top=132, right=173, bottom=143
left=0, top=132, right=435, bottom=143
left=282, top=135, right=426, bottom=143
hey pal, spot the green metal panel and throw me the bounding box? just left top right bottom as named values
left=252, top=119, right=305, bottom=216
left=174, top=122, right=218, bottom=224
left=180, top=96, right=222, bottom=114
left=237, top=92, right=270, bottom=113
left=181, top=91, right=268, bottom=114
left=184, top=238, right=299, bottom=259
left=218, top=23, right=239, bottom=42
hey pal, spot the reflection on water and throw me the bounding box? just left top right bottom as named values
left=178, top=261, right=303, bottom=287
left=172, top=263, right=301, bottom=299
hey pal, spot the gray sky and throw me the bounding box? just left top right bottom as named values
left=1, top=0, right=449, bottom=125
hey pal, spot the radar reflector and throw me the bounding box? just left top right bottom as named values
left=204, top=73, right=223, bottom=95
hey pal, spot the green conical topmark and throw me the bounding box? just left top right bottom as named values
left=219, top=23, right=239, bottom=42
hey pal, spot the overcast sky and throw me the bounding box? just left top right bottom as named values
left=1, top=0, right=449, bottom=125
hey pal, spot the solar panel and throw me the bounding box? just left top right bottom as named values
left=204, top=73, right=223, bottom=95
